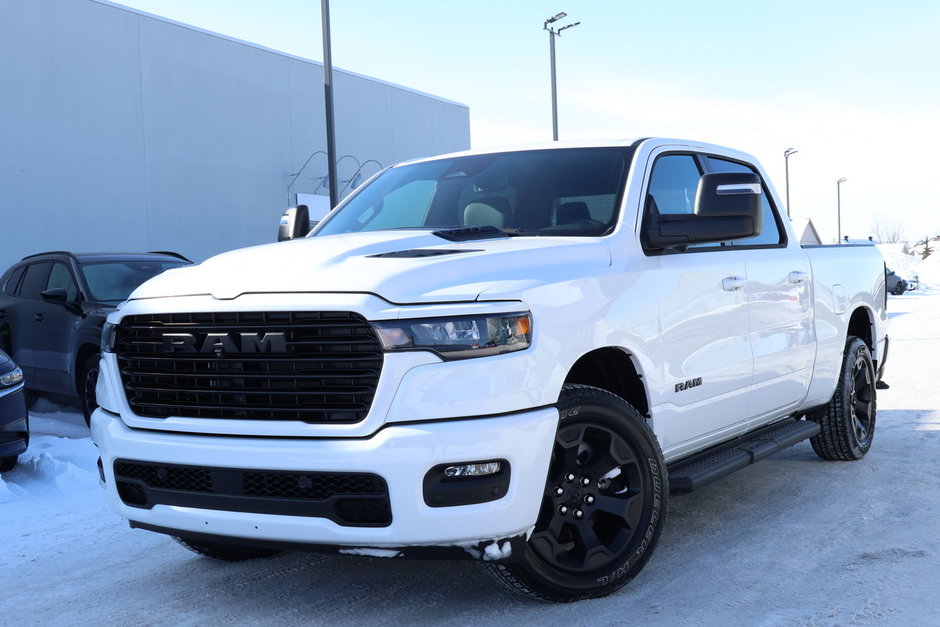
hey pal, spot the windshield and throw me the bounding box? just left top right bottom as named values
left=314, top=147, right=633, bottom=237
left=80, top=261, right=187, bottom=303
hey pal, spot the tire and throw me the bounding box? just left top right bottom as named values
left=79, top=353, right=100, bottom=427
left=0, top=455, right=18, bottom=472
left=809, top=336, right=876, bottom=461
left=891, top=285, right=905, bottom=296
left=174, top=537, right=282, bottom=561
left=483, top=384, right=668, bottom=602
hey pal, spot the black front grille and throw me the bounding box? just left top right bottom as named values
left=114, top=459, right=392, bottom=527
left=115, top=311, right=383, bottom=423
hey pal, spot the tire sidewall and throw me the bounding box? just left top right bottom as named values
left=843, top=339, right=876, bottom=456
left=520, top=385, right=667, bottom=599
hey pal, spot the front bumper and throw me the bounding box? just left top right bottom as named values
left=0, top=384, right=29, bottom=459
left=91, top=405, right=557, bottom=555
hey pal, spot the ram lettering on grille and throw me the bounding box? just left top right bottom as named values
left=162, top=332, right=287, bottom=354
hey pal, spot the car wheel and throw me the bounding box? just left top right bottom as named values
left=809, top=336, right=876, bottom=461
left=891, top=285, right=905, bottom=296
left=174, top=537, right=282, bottom=561
left=0, top=455, right=18, bottom=472
left=482, top=384, right=668, bottom=602
left=79, top=353, right=100, bottom=427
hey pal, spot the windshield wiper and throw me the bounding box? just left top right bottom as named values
left=432, top=225, right=517, bottom=242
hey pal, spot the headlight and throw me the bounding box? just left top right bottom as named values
left=101, top=322, right=116, bottom=353
left=374, top=312, right=531, bottom=360
left=0, top=366, right=23, bottom=387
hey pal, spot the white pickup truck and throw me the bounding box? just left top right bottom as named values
left=92, top=138, right=888, bottom=602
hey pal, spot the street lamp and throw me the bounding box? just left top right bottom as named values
left=836, top=177, right=847, bottom=244
left=783, top=148, right=798, bottom=218
left=544, top=12, right=580, bottom=141
left=321, top=0, right=339, bottom=208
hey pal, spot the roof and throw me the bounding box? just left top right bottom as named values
left=394, top=137, right=762, bottom=168
left=20, top=251, right=190, bottom=264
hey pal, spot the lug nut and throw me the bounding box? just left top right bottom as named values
left=555, top=487, right=564, bottom=496
left=574, top=509, right=583, bottom=519
left=580, top=476, right=591, bottom=486
left=584, top=494, right=595, bottom=505
left=565, top=473, right=575, bottom=482
left=559, top=505, right=569, bottom=515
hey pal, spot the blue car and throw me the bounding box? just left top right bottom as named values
left=0, top=349, right=28, bottom=472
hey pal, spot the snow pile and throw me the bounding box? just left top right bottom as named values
left=877, top=243, right=940, bottom=290
left=0, top=446, right=97, bottom=503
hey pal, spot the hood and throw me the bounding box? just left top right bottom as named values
left=129, top=230, right=611, bottom=304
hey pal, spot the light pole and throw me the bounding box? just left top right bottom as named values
left=544, top=12, right=580, bottom=141
left=836, top=177, right=847, bottom=244
left=321, top=0, right=339, bottom=209
left=783, top=148, right=798, bottom=218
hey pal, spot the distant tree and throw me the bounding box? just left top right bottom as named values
left=901, top=241, right=910, bottom=255
left=870, top=217, right=906, bottom=243
left=924, top=236, right=933, bottom=260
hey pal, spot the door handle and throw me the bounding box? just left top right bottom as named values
left=34, top=313, right=43, bottom=322
left=788, top=271, right=809, bottom=284
left=722, top=277, right=747, bottom=291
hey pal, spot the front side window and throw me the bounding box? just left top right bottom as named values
left=315, top=148, right=633, bottom=238
left=646, top=154, right=703, bottom=215
left=80, top=261, right=187, bottom=303
left=47, top=262, right=79, bottom=301
left=705, top=156, right=783, bottom=247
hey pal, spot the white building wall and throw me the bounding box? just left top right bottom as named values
left=0, top=0, right=470, bottom=270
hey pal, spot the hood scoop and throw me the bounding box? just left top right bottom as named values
left=368, top=248, right=482, bottom=259
left=433, top=226, right=514, bottom=242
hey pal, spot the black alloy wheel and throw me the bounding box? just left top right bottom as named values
left=484, top=384, right=667, bottom=602
left=848, top=347, right=875, bottom=446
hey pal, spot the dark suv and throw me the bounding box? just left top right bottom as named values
left=0, top=252, right=190, bottom=424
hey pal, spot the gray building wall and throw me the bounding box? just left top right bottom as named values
left=0, top=0, right=470, bottom=270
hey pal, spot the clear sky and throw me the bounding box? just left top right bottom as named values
left=109, top=0, right=939, bottom=243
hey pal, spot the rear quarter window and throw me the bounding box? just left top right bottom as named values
left=2, top=266, right=26, bottom=295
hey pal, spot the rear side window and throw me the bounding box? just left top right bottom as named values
left=2, top=266, right=26, bottom=295
left=705, top=157, right=784, bottom=247
left=18, top=262, right=52, bottom=299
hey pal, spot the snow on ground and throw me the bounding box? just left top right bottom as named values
left=878, top=243, right=940, bottom=290
left=4, top=292, right=939, bottom=625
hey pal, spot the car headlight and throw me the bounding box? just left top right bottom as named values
left=0, top=366, right=23, bottom=387
left=373, top=312, right=532, bottom=360
left=101, top=322, right=116, bottom=353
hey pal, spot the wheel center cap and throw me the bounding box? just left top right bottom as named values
left=567, top=488, right=583, bottom=503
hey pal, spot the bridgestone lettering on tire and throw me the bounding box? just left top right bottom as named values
left=810, top=336, right=876, bottom=461
left=482, top=384, right=668, bottom=602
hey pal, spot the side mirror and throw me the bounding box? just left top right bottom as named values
left=278, top=205, right=310, bottom=242
left=41, top=287, right=69, bottom=304
left=645, top=172, right=762, bottom=250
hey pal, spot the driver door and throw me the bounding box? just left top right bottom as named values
left=32, top=261, right=82, bottom=391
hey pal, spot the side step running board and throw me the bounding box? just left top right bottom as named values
left=667, top=418, right=821, bottom=494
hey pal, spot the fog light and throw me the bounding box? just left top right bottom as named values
left=424, top=459, right=511, bottom=508
left=443, top=461, right=502, bottom=479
